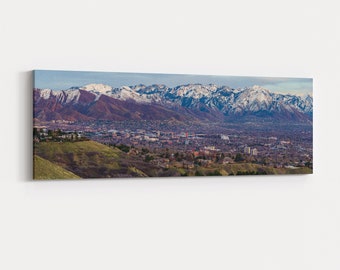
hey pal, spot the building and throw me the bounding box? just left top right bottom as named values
left=221, top=135, right=230, bottom=142
left=244, top=146, right=251, bottom=154
left=251, top=148, right=258, bottom=156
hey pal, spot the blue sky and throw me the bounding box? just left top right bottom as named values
left=34, top=70, right=312, bottom=96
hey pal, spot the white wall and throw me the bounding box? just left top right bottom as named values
left=1, top=0, right=339, bottom=269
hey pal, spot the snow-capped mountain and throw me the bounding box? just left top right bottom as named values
left=80, top=84, right=112, bottom=95
left=34, top=83, right=313, bottom=123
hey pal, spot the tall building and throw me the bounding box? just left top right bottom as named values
left=244, top=146, right=251, bottom=154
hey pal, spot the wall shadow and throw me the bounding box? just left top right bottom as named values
left=18, top=71, right=33, bottom=182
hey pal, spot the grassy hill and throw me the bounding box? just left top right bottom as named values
left=34, top=141, right=148, bottom=179
left=166, top=162, right=312, bottom=177
left=33, top=155, right=81, bottom=180
left=33, top=140, right=312, bottom=179
left=223, top=163, right=312, bottom=175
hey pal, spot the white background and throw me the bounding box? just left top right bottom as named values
left=1, top=0, right=339, bottom=269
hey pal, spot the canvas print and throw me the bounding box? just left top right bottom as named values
left=33, top=70, right=313, bottom=179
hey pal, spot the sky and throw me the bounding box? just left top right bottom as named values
left=34, top=70, right=313, bottom=96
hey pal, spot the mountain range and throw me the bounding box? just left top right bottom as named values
left=33, top=83, right=313, bottom=123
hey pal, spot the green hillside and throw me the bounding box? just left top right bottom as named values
left=223, top=163, right=312, bottom=175
left=33, top=140, right=312, bottom=179
left=166, top=162, right=312, bottom=177
left=33, top=155, right=81, bottom=180
left=34, top=141, right=148, bottom=178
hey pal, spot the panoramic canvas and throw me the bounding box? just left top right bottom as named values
left=33, top=70, right=313, bottom=179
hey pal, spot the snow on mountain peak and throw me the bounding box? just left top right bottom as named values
left=249, top=85, right=270, bottom=93
left=173, top=84, right=218, bottom=98
left=235, top=86, right=273, bottom=108
left=65, top=89, right=80, bottom=103
left=35, top=82, right=313, bottom=121
left=40, top=89, right=52, bottom=99
left=110, top=85, right=152, bottom=103
left=80, top=84, right=113, bottom=94
left=300, top=93, right=313, bottom=100
left=121, top=85, right=133, bottom=91
left=252, top=85, right=264, bottom=90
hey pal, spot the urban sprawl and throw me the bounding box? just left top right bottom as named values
left=34, top=119, right=313, bottom=170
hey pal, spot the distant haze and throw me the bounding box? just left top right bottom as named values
left=34, top=70, right=313, bottom=96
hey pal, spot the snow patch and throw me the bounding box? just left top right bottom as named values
left=40, top=89, right=52, bottom=99
left=65, top=89, right=80, bottom=104
left=81, top=84, right=113, bottom=94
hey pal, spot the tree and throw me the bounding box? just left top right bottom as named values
left=234, top=153, right=244, bottom=162
left=33, top=127, right=38, bottom=137
left=117, top=144, right=130, bottom=153
left=144, top=154, right=154, bottom=162
left=305, top=161, right=312, bottom=168
left=141, top=148, right=149, bottom=154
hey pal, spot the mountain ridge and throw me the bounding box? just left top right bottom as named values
left=34, top=83, right=313, bottom=123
